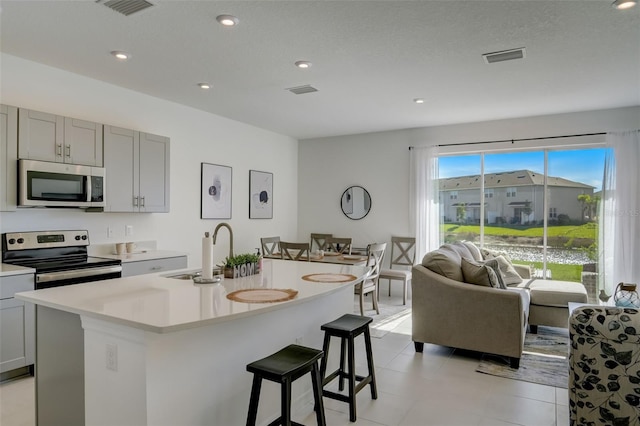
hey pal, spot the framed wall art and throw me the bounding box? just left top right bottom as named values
left=249, top=170, right=273, bottom=219
left=201, top=163, right=232, bottom=219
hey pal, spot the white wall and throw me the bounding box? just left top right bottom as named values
left=0, top=54, right=299, bottom=267
left=298, top=106, right=640, bottom=257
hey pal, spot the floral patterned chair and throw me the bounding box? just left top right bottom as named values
left=569, top=306, right=640, bottom=426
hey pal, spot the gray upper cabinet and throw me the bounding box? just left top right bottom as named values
left=139, top=132, right=170, bottom=212
left=64, top=117, right=103, bottom=166
left=103, top=125, right=170, bottom=213
left=18, top=108, right=103, bottom=166
left=0, top=105, right=18, bottom=211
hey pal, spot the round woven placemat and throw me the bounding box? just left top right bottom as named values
left=301, top=273, right=358, bottom=283
left=226, top=288, right=298, bottom=303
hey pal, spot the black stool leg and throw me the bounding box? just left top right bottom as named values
left=320, top=333, right=331, bottom=385
left=363, top=326, right=377, bottom=399
left=347, top=336, right=357, bottom=422
left=246, top=375, right=262, bottom=426
left=311, top=362, right=327, bottom=426
left=338, top=337, right=347, bottom=391
left=281, top=377, right=292, bottom=426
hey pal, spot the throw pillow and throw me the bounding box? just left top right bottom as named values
left=481, top=247, right=513, bottom=263
left=493, top=254, right=523, bottom=285
left=461, top=257, right=504, bottom=289
left=461, top=241, right=483, bottom=261
left=422, top=247, right=464, bottom=282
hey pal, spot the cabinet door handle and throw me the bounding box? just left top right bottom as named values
left=65, top=145, right=71, bottom=157
left=133, top=196, right=139, bottom=207
left=56, top=144, right=62, bottom=156
left=150, top=266, right=162, bottom=271
left=141, top=196, right=145, bottom=207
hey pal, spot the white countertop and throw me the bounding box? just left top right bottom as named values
left=0, top=263, right=35, bottom=277
left=16, top=259, right=369, bottom=334
left=94, top=250, right=188, bottom=263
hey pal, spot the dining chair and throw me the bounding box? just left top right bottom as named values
left=354, top=242, right=386, bottom=316
left=379, top=237, right=416, bottom=305
left=280, top=242, right=311, bottom=261
left=260, top=236, right=280, bottom=256
left=323, top=237, right=352, bottom=255
left=310, top=233, right=332, bottom=253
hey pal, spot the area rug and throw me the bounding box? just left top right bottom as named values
left=475, top=327, right=569, bottom=388
left=353, top=295, right=412, bottom=338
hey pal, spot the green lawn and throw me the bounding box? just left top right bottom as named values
left=442, top=223, right=597, bottom=239
left=513, top=261, right=583, bottom=282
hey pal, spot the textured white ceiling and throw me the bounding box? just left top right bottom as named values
left=1, top=0, right=639, bottom=139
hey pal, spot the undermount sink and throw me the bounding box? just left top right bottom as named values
left=167, top=273, right=200, bottom=280
left=164, top=268, right=222, bottom=280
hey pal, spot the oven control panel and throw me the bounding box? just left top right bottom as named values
left=2, top=230, right=90, bottom=251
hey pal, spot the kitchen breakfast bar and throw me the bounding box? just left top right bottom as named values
left=16, top=259, right=369, bottom=426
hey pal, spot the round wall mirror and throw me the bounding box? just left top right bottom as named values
left=341, top=186, right=371, bottom=220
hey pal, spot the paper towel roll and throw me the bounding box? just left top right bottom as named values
left=202, top=233, right=213, bottom=280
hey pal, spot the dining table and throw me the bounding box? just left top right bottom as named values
left=265, top=251, right=368, bottom=266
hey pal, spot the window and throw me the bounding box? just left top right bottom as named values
left=450, top=191, right=458, bottom=200
left=438, top=147, right=606, bottom=304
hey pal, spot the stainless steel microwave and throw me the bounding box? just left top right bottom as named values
left=18, top=159, right=106, bottom=208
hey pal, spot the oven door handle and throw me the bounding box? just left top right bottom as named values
left=36, top=265, right=123, bottom=283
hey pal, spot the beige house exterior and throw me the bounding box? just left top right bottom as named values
left=439, top=170, right=594, bottom=225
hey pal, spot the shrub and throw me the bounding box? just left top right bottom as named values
left=557, top=214, right=571, bottom=225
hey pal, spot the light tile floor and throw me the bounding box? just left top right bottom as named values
left=1, top=294, right=569, bottom=426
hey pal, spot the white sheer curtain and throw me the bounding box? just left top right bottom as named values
left=409, top=145, right=439, bottom=262
left=599, top=130, right=640, bottom=299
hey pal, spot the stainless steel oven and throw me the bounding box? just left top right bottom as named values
left=2, top=230, right=121, bottom=289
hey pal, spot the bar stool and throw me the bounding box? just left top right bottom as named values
left=319, top=314, right=377, bottom=422
left=246, top=344, right=326, bottom=426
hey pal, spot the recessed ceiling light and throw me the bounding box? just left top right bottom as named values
left=414, top=98, right=425, bottom=104
left=110, top=51, right=130, bottom=61
left=612, top=0, right=637, bottom=9
left=295, top=61, right=312, bottom=69
left=216, top=14, right=239, bottom=26
left=198, top=83, right=211, bottom=90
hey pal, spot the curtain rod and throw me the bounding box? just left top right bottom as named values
left=408, top=132, right=607, bottom=150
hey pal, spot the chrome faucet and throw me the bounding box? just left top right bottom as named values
left=212, top=222, right=234, bottom=260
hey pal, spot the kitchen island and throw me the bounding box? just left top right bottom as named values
left=16, top=259, right=369, bottom=426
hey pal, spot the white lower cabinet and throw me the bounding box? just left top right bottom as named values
left=121, top=256, right=187, bottom=277
left=0, top=273, right=35, bottom=375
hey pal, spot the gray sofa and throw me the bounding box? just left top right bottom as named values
left=411, top=241, right=587, bottom=369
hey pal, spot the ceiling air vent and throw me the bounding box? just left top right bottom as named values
left=102, top=0, right=154, bottom=16
left=482, top=47, right=526, bottom=64
left=286, top=85, right=318, bottom=95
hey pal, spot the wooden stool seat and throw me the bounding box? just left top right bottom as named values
left=319, top=314, right=377, bottom=422
left=246, top=344, right=326, bottom=426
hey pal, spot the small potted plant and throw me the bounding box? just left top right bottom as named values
left=223, top=253, right=260, bottom=278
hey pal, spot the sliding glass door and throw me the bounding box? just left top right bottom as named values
left=438, top=147, right=605, bottom=303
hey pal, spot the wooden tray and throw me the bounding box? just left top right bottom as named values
left=302, top=273, right=358, bottom=283
left=226, top=288, right=298, bottom=303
